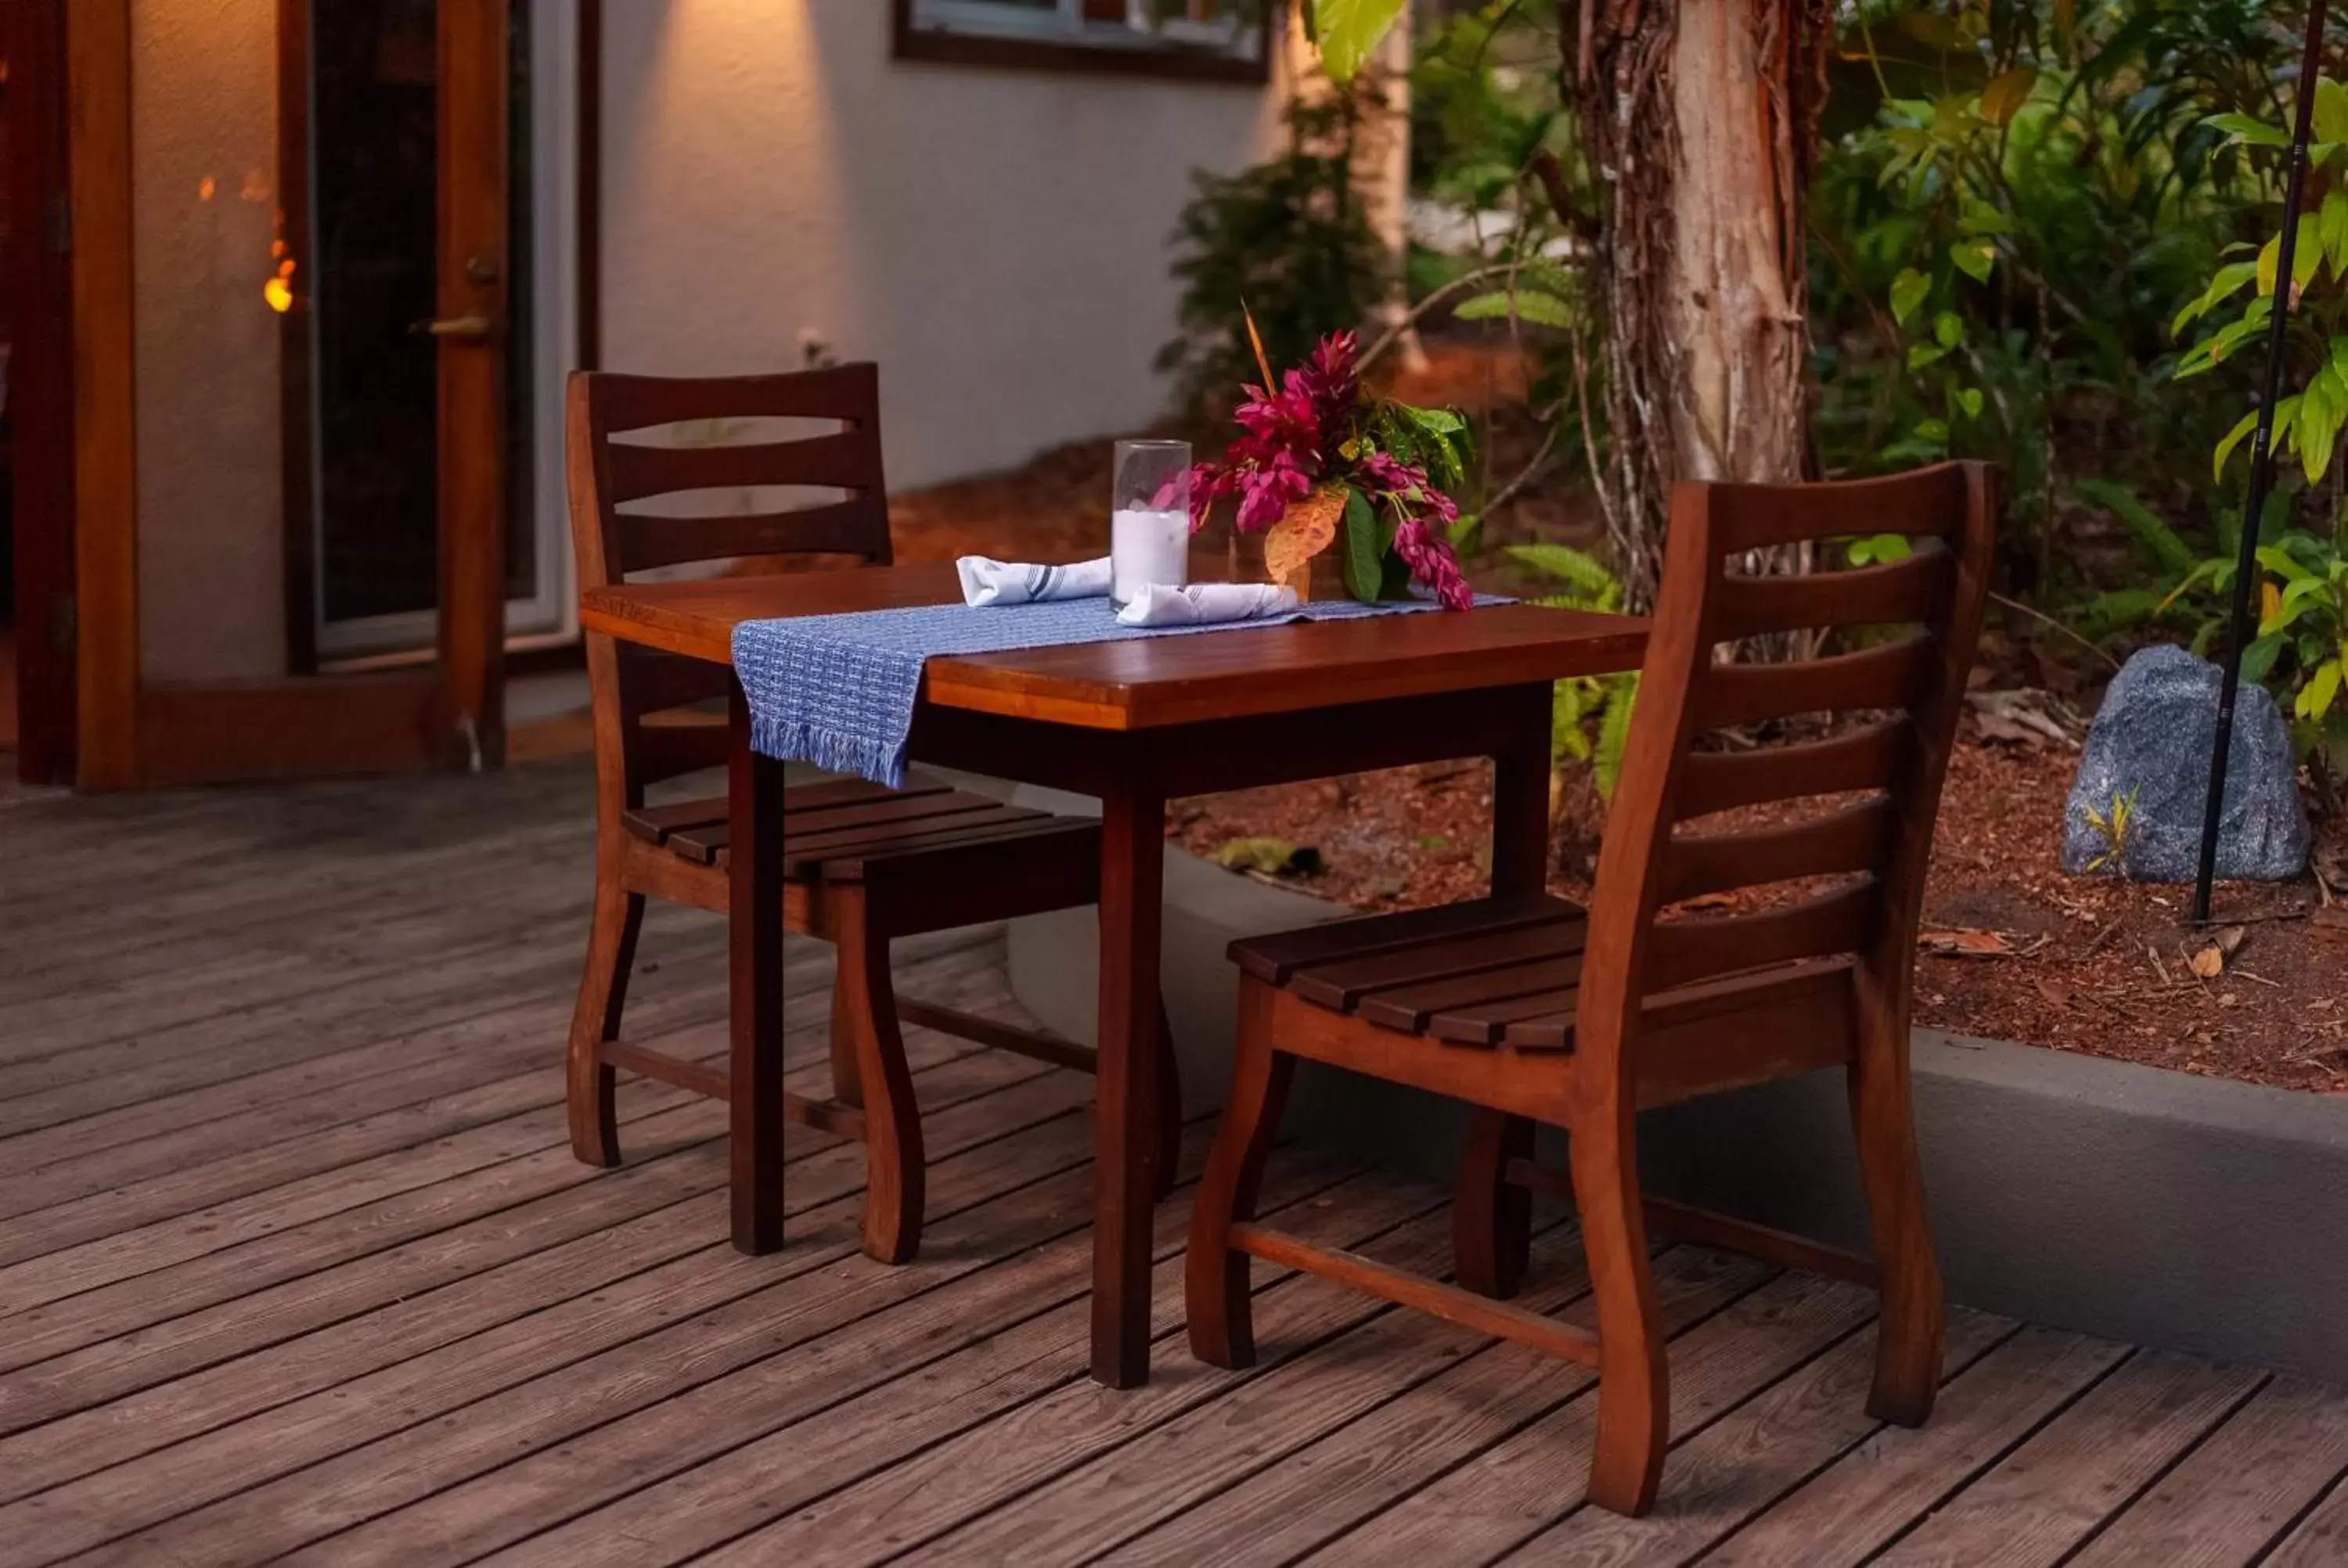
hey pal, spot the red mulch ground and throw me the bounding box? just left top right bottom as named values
left=888, top=340, right=2348, bottom=1093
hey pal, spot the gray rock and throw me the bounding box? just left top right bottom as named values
left=2061, top=645, right=2310, bottom=882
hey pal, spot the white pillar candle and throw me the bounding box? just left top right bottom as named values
left=1111, top=508, right=1191, bottom=606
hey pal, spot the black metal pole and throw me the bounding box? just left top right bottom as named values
left=2194, top=0, right=2330, bottom=926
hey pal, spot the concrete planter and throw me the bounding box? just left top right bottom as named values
left=1004, top=788, right=2348, bottom=1385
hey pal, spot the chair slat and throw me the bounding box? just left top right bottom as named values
left=1709, top=548, right=1950, bottom=643
left=1356, top=951, right=1590, bottom=1037
left=1700, top=466, right=1973, bottom=556
left=1229, top=894, right=1579, bottom=985
left=616, top=500, right=888, bottom=573
left=1289, top=915, right=1591, bottom=1012
left=1691, top=634, right=1933, bottom=733
left=1676, top=719, right=1908, bottom=822
left=1660, top=797, right=1894, bottom=904
left=1641, top=881, right=1878, bottom=993
left=593, top=364, right=881, bottom=431
left=603, top=431, right=877, bottom=506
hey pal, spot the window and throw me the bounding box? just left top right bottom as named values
left=895, top=0, right=1274, bottom=85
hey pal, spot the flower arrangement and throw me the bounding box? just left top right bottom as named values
left=1187, top=327, right=1477, bottom=611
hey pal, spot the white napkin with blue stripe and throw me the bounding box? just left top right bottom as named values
left=956, top=556, right=1113, bottom=607
left=1114, top=582, right=1301, bottom=628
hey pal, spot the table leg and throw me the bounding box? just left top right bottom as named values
left=729, top=679, right=789, bottom=1254
left=1465, top=682, right=1556, bottom=1292
left=1092, top=769, right=1165, bottom=1388
left=1491, top=681, right=1555, bottom=897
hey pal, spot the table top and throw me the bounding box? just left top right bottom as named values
left=580, top=563, right=1648, bottom=731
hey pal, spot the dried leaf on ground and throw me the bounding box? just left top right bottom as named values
left=2189, top=944, right=2227, bottom=980
left=2314, top=907, right=2348, bottom=938
left=1921, top=928, right=2016, bottom=958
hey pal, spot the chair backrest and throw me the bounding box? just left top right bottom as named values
left=566, top=365, right=893, bottom=800
left=1576, top=462, right=1998, bottom=1059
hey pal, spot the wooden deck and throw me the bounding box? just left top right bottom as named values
left=5, top=761, right=2348, bottom=1566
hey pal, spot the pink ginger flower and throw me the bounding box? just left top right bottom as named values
left=1295, top=331, right=1361, bottom=431
left=1392, top=514, right=1475, bottom=612
left=1234, top=450, right=1315, bottom=533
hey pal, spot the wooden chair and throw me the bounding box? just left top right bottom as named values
left=1188, top=462, right=1996, bottom=1516
left=566, top=364, right=1178, bottom=1264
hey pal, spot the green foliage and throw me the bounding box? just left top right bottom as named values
left=1507, top=542, right=1637, bottom=797
left=1809, top=0, right=2279, bottom=593
left=1309, top=0, right=1407, bottom=84
left=1159, top=92, right=1390, bottom=419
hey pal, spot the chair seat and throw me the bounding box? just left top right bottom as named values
left=621, top=772, right=1097, bottom=883
left=1231, top=893, right=1591, bottom=1050
left=1230, top=892, right=1856, bottom=1055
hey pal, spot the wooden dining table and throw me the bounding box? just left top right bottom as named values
left=580, top=561, right=1647, bottom=1388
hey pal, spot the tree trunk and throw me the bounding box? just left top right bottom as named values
left=1565, top=0, right=1828, bottom=610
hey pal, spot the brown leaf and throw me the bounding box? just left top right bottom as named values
left=2313, top=907, right=2348, bottom=938
left=2035, top=978, right=2075, bottom=1009
left=2188, top=944, right=2226, bottom=980
left=1263, top=484, right=1346, bottom=584
left=1921, top=928, right=2015, bottom=958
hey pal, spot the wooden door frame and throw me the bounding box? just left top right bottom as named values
left=5, top=0, right=80, bottom=785
left=57, top=0, right=513, bottom=788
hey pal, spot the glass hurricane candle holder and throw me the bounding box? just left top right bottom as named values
left=1111, top=439, right=1192, bottom=607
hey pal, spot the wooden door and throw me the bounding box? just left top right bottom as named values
left=430, top=0, right=513, bottom=768
left=69, top=0, right=513, bottom=786
left=4, top=0, right=76, bottom=785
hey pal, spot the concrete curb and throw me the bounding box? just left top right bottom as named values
left=1003, top=795, right=2348, bottom=1383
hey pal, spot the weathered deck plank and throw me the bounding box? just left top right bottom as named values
left=1, top=761, right=2339, bottom=1567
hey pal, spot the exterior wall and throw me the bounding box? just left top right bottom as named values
left=129, top=0, right=286, bottom=683
left=597, top=1, right=1392, bottom=491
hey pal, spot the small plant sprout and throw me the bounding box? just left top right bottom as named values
left=2083, top=787, right=2142, bottom=876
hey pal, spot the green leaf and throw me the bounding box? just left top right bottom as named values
left=1311, top=0, right=1406, bottom=81
left=2173, top=261, right=2260, bottom=338
left=1933, top=311, right=1963, bottom=349
left=2298, top=659, right=2345, bottom=721
left=2258, top=232, right=2282, bottom=297
left=2208, top=110, right=2291, bottom=148
left=2214, top=408, right=2262, bottom=482
left=1908, top=343, right=1951, bottom=371
left=1957, top=200, right=2015, bottom=237
left=1341, top=486, right=1388, bottom=606
left=2257, top=543, right=2320, bottom=584
left=1402, top=405, right=1468, bottom=437
left=1979, top=67, right=2039, bottom=127
left=1950, top=241, right=1997, bottom=284
left=1506, top=542, right=1620, bottom=608
left=2242, top=631, right=2287, bottom=689
left=1453, top=290, right=1578, bottom=329
left=2319, top=77, right=2348, bottom=148
left=1890, top=268, right=1930, bottom=325
left=1954, top=387, right=1986, bottom=422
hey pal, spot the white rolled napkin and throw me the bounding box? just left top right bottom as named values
left=956, top=556, right=1114, bottom=607
left=1115, top=582, right=1302, bottom=628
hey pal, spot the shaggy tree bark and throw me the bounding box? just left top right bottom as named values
left=1562, top=0, right=1829, bottom=610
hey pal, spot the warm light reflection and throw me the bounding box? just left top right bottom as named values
left=265, top=257, right=297, bottom=314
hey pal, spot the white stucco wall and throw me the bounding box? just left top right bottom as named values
left=597, top=1, right=1324, bottom=490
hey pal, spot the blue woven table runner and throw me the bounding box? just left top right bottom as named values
left=731, top=595, right=1457, bottom=787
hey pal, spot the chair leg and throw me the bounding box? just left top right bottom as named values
left=1569, top=1097, right=1668, bottom=1519
left=565, top=876, right=643, bottom=1169
left=1850, top=987, right=1946, bottom=1426
left=1187, top=980, right=1295, bottom=1370
left=1154, top=996, right=1183, bottom=1202
left=836, top=892, right=925, bottom=1265
left=1455, top=1109, right=1536, bottom=1300
left=828, top=978, right=863, bottom=1109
